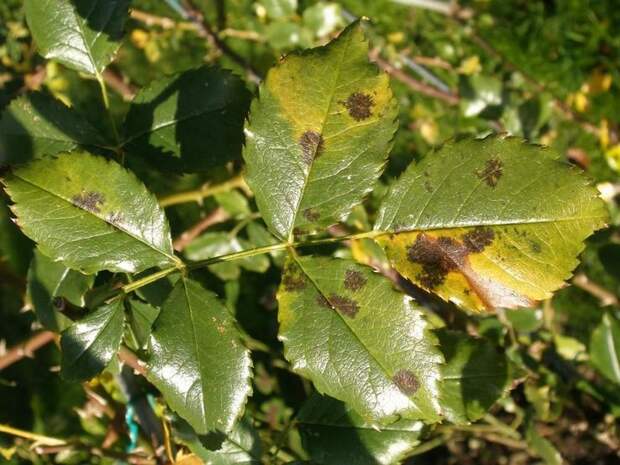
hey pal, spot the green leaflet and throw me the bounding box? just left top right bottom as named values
left=0, top=92, right=108, bottom=165
left=589, top=313, right=620, bottom=384
left=277, top=254, right=443, bottom=424
left=3, top=151, right=179, bottom=274
left=127, top=299, right=160, bottom=350
left=437, top=330, right=510, bottom=424
left=374, top=136, right=608, bottom=312
left=147, top=278, right=252, bottom=434
left=24, top=0, right=129, bottom=76
left=123, top=66, right=251, bottom=172
left=27, top=249, right=95, bottom=332
left=60, top=299, right=125, bottom=381
left=243, top=21, right=398, bottom=240
left=298, top=394, right=426, bottom=465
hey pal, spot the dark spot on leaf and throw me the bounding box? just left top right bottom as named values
left=299, top=131, right=324, bottom=165
left=72, top=191, right=105, bottom=213
left=344, top=269, right=367, bottom=291
left=393, top=369, right=419, bottom=395
left=303, top=208, right=320, bottom=222
left=328, top=294, right=359, bottom=318
left=282, top=263, right=307, bottom=292
left=52, top=296, right=66, bottom=310
left=462, top=227, right=495, bottom=253
left=316, top=294, right=331, bottom=308
left=342, top=92, right=374, bottom=121
left=407, top=234, right=461, bottom=288
left=107, top=212, right=123, bottom=225
left=476, top=158, right=503, bottom=187
left=529, top=240, right=542, bottom=254
left=424, top=181, right=433, bottom=193
left=293, top=227, right=307, bottom=237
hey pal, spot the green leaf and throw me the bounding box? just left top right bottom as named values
left=60, top=299, right=125, bottom=381
left=147, top=278, right=252, bottom=434
left=123, top=67, right=250, bottom=172
left=298, top=394, right=426, bottom=465
left=27, top=249, right=95, bottom=332
left=278, top=254, right=443, bottom=424
left=437, top=330, right=510, bottom=424
left=173, top=415, right=262, bottom=465
left=526, top=419, right=563, bottom=465
left=244, top=21, right=398, bottom=240
left=24, top=0, right=129, bottom=76
left=0, top=92, right=107, bottom=166
left=589, top=313, right=620, bottom=384
left=374, top=136, right=608, bottom=312
left=0, top=197, right=32, bottom=275
left=3, top=151, right=179, bottom=273
left=127, top=299, right=159, bottom=350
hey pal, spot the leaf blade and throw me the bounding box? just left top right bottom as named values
left=3, top=151, right=178, bottom=273
left=147, top=278, right=252, bottom=434
left=244, top=21, right=398, bottom=240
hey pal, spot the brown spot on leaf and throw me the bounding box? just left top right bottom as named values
left=316, top=294, right=331, bottom=308
left=463, top=227, right=495, bottom=253
left=107, top=212, right=123, bottom=225
left=407, top=234, right=461, bottom=289
left=72, top=191, right=105, bottom=213
left=344, top=269, right=367, bottom=291
left=328, top=294, right=359, bottom=318
left=342, top=92, right=374, bottom=121
left=529, top=240, right=542, bottom=254
left=282, top=263, right=307, bottom=292
left=393, top=369, right=419, bottom=395
left=476, top=158, right=503, bottom=187
left=300, top=131, right=324, bottom=165
left=303, top=208, right=320, bottom=222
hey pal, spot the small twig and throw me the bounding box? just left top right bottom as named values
left=573, top=273, right=619, bottom=307
left=102, top=68, right=137, bottom=101
left=369, top=49, right=460, bottom=105
left=173, top=207, right=230, bottom=251
left=158, top=175, right=247, bottom=208
left=118, top=347, right=147, bottom=376
left=0, top=424, right=66, bottom=446
left=0, top=331, right=56, bottom=371
left=130, top=9, right=197, bottom=31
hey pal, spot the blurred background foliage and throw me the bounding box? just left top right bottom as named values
left=1, top=0, right=620, bottom=464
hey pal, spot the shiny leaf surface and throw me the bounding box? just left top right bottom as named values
left=277, top=254, right=443, bottom=423
left=147, top=278, right=252, bottom=434
left=375, top=136, right=607, bottom=311
left=590, top=313, right=620, bottom=384
left=3, top=151, right=178, bottom=273
left=60, top=299, right=125, bottom=381
left=24, top=0, right=129, bottom=75
left=244, top=21, right=398, bottom=240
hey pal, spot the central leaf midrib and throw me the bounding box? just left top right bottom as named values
left=16, top=175, right=178, bottom=265
left=287, top=33, right=352, bottom=242
left=292, top=255, right=417, bottom=410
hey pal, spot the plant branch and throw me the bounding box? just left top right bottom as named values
left=572, top=273, right=618, bottom=307
left=0, top=331, right=57, bottom=371
left=158, top=175, right=247, bottom=207
left=0, top=423, right=66, bottom=446
left=173, top=207, right=230, bottom=251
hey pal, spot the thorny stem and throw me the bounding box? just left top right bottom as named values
left=158, top=175, right=247, bottom=207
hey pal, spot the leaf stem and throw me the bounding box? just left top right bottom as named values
left=158, top=175, right=247, bottom=207
left=0, top=424, right=67, bottom=446
left=96, top=74, right=122, bottom=148
left=121, top=267, right=182, bottom=294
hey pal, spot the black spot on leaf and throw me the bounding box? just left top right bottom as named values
left=299, top=131, right=324, bottom=165
left=529, top=240, right=542, bottom=254
left=463, top=227, right=495, bottom=253
left=282, top=263, right=307, bottom=292
left=393, top=369, right=419, bottom=395
left=342, top=92, right=374, bottom=121
left=303, top=208, right=320, bottom=222
left=316, top=294, right=331, bottom=308
left=71, top=191, right=105, bottom=213
left=344, top=269, right=367, bottom=291
left=476, top=158, right=503, bottom=187
left=407, top=234, right=460, bottom=288
left=328, top=294, right=359, bottom=318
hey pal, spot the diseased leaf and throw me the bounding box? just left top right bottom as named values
left=127, top=299, right=160, bottom=350
left=244, top=21, right=398, bottom=240
left=0, top=92, right=108, bottom=166
left=60, top=299, right=125, bottom=381
left=375, top=136, right=608, bottom=311
left=298, top=394, right=426, bottom=465
left=3, top=151, right=179, bottom=273
left=589, top=313, right=620, bottom=384
left=147, top=278, right=252, bottom=434
left=437, top=330, right=510, bottom=424
left=123, top=67, right=251, bottom=172
left=277, top=254, right=443, bottom=424
left=24, top=0, right=129, bottom=76
left=28, top=249, right=95, bottom=332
